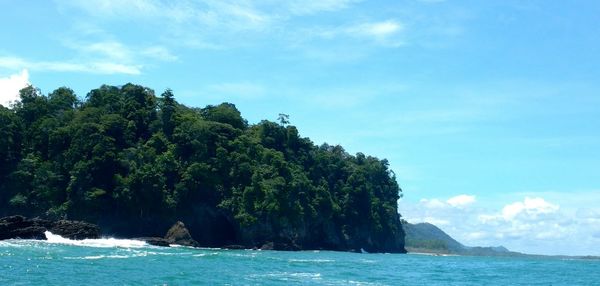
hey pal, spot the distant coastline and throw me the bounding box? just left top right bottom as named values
left=403, top=221, right=600, bottom=259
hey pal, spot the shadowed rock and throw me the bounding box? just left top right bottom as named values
left=0, top=215, right=100, bottom=240
left=260, top=241, right=300, bottom=251
left=135, top=237, right=171, bottom=247
left=164, top=221, right=199, bottom=247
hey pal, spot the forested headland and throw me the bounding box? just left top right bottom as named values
left=0, top=84, right=405, bottom=252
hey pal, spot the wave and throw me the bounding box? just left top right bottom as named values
left=288, top=259, right=335, bottom=263
left=44, top=231, right=148, bottom=248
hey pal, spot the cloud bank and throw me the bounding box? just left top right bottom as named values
left=0, top=69, right=30, bottom=106
left=400, top=193, right=600, bottom=256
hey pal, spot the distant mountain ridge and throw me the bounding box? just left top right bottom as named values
left=402, top=222, right=519, bottom=256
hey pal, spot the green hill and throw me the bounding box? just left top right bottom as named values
left=402, top=221, right=517, bottom=256
left=0, top=83, right=405, bottom=253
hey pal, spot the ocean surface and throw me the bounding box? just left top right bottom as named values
left=1, top=232, right=598, bottom=285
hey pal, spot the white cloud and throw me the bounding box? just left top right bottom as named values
left=91, top=62, right=142, bottom=75
left=305, top=20, right=405, bottom=47
left=57, top=0, right=164, bottom=19
left=79, top=41, right=131, bottom=61
left=0, top=69, right=30, bottom=106
left=0, top=39, right=177, bottom=76
left=419, top=194, right=476, bottom=209
left=420, top=198, right=446, bottom=209
left=0, top=56, right=141, bottom=75
left=286, top=0, right=358, bottom=15
left=465, top=231, right=487, bottom=240
left=350, top=20, right=403, bottom=38
left=500, top=197, right=559, bottom=221
left=57, top=0, right=273, bottom=31
left=67, top=40, right=177, bottom=63
left=446, top=194, right=476, bottom=207
left=141, top=46, right=178, bottom=62
left=58, top=0, right=357, bottom=23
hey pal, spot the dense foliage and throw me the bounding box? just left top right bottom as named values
left=0, top=84, right=405, bottom=252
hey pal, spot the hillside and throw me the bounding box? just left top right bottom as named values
left=403, top=222, right=519, bottom=256
left=403, top=222, right=464, bottom=253
left=0, top=84, right=406, bottom=253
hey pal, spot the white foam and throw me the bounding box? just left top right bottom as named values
left=44, top=231, right=148, bottom=248
left=193, top=252, right=219, bottom=257
left=288, top=259, right=335, bottom=263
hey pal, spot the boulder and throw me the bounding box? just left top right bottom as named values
left=260, top=241, right=300, bottom=251
left=260, top=241, right=275, bottom=250
left=164, top=221, right=199, bottom=247
left=0, top=215, right=100, bottom=240
left=49, top=219, right=101, bottom=240
left=136, top=237, right=171, bottom=247
left=223, top=244, right=247, bottom=250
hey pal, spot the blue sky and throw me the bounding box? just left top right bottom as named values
left=1, top=0, right=599, bottom=256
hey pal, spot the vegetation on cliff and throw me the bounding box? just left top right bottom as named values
left=0, top=84, right=405, bottom=252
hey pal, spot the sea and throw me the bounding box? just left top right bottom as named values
left=1, top=232, right=598, bottom=285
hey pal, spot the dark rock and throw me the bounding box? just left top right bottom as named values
left=223, top=244, right=247, bottom=250
left=0, top=215, right=100, bottom=240
left=164, top=221, right=199, bottom=247
left=136, top=237, right=171, bottom=247
left=49, top=220, right=100, bottom=240
left=260, top=241, right=300, bottom=251
left=0, top=215, right=50, bottom=240
left=260, top=242, right=274, bottom=250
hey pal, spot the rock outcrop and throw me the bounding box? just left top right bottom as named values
left=136, top=237, right=172, bottom=247
left=0, top=215, right=100, bottom=240
left=259, top=241, right=301, bottom=251
left=164, top=221, right=199, bottom=247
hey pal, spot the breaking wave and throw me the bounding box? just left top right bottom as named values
left=44, top=231, right=148, bottom=248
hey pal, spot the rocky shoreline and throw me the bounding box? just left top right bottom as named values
left=0, top=215, right=404, bottom=252
left=0, top=215, right=100, bottom=240
left=0, top=215, right=301, bottom=250
left=0, top=215, right=202, bottom=248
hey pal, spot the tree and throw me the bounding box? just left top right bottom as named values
left=277, top=113, right=289, bottom=126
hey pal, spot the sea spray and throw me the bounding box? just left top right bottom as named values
left=44, top=231, right=148, bottom=248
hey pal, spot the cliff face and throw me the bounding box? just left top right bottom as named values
left=96, top=204, right=406, bottom=253
left=0, top=84, right=406, bottom=253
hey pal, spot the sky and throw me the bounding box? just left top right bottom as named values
left=1, top=0, right=599, bottom=256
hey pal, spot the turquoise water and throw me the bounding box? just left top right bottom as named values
left=1, top=235, right=598, bottom=285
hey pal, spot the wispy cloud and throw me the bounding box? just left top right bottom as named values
left=0, top=37, right=177, bottom=75
left=417, top=0, right=447, bottom=3
left=285, top=0, right=359, bottom=15
left=141, top=46, right=178, bottom=62
left=349, top=20, right=403, bottom=40
left=55, top=0, right=397, bottom=53
left=0, top=56, right=141, bottom=75
left=0, top=69, right=30, bottom=106
left=56, top=0, right=273, bottom=31
left=75, top=41, right=131, bottom=61
left=301, top=19, right=405, bottom=46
